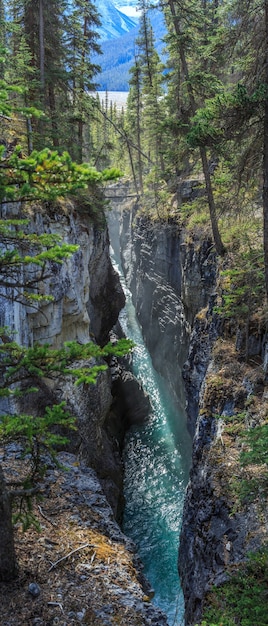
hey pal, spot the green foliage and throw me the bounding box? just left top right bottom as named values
left=187, top=84, right=268, bottom=149
left=0, top=146, right=122, bottom=204
left=0, top=402, right=76, bottom=477
left=0, top=333, right=134, bottom=488
left=0, top=216, right=80, bottom=305
left=202, top=547, right=268, bottom=626
left=241, top=424, right=268, bottom=467
left=239, top=425, right=268, bottom=498
left=214, top=249, right=265, bottom=321
left=0, top=333, right=134, bottom=391
left=13, top=503, right=41, bottom=533
left=187, top=97, right=225, bottom=149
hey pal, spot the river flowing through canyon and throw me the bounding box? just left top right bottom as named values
left=110, top=250, right=192, bottom=626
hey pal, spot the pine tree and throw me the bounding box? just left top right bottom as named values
left=264, top=0, right=268, bottom=299
left=0, top=0, right=5, bottom=79
left=126, top=59, right=144, bottom=192
left=64, top=0, right=101, bottom=162
left=136, top=2, right=165, bottom=174
left=162, top=0, right=226, bottom=255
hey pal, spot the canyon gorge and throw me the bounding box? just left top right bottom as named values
left=1, top=188, right=267, bottom=625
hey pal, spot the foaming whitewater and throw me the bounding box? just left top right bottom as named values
left=111, top=254, right=191, bottom=626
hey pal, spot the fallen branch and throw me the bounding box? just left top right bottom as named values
left=38, top=505, right=58, bottom=527
left=48, top=543, right=90, bottom=572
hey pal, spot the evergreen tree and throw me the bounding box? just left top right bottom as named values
left=162, top=0, right=226, bottom=254
left=136, top=2, right=165, bottom=174
left=5, top=0, right=68, bottom=150
left=64, top=0, right=101, bottom=162
left=126, top=59, right=144, bottom=192
left=0, top=0, right=5, bottom=79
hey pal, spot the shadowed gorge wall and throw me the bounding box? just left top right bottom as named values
left=108, top=187, right=268, bottom=626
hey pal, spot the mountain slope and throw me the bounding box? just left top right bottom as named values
left=97, top=0, right=138, bottom=41
left=95, top=8, right=166, bottom=91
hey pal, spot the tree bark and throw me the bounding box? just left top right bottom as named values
left=48, top=85, right=59, bottom=148
left=263, top=0, right=268, bottom=300
left=0, top=465, right=17, bottom=581
left=39, top=0, right=45, bottom=97
left=0, top=0, right=5, bottom=80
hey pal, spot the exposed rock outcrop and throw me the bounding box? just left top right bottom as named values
left=108, top=194, right=217, bottom=424
left=0, top=447, right=168, bottom=625
left=179, top=319, right=268, bottom=625
left=108, top=190, right=268, bottom=626
left=0, top=200, right=165, bottom=624
left=1, top=204, right=126, bottom=513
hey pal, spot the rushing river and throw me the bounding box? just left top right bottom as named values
left=111, top=253, right=192, bottom=626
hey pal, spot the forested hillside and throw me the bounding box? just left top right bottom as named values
left=93, top=7, right=165, bottom=90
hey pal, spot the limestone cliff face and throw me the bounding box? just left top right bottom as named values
left=0, top=204, right=125, bottom=513
left=108, top=195, right=217, bottom=419
left=108, top=192, right=268, bottom=626
left=26, top=207, right=124, bottom=347
left=1, top=201, right=168, bottom=624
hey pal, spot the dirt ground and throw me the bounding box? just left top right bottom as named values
left=0, top=449, right=161, bottom=626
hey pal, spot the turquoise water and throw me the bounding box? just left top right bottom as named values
left=112, top=258, right=192, bottom=626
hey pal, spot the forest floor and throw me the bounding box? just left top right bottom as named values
left=0, top=448, right=162, bottom=626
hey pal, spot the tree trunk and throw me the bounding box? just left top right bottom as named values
left=263, top=0, right=268, bottom=300
left=39, top=0, right=45, bottom=98
left=0, top=465, right=17, bottom=581
left=48, top=85, right=59, bottom=148
left=166, top=0, right=225, bottom=256
left=200, top=146, right=226, bottom=256
left=0, top=0, right=5, bottom=80
left=135, top=62, right=144, bottom=193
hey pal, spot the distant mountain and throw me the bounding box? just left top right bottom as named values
left=96, top=0, right=138, bottom=41
left=94, top=8, right=166, bottom=91
left=114, top=1, right=141, bottom=18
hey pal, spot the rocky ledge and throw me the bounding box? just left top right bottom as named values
left=0, top=448, right=168, bottom=626
left=108, top=192, right=268, bottom=626
left=0, top=201, right=166, bottom=625
left=179, top=309, right=268, bottom=625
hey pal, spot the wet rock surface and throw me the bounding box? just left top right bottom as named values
left=111, top=361, right=151, bottom=427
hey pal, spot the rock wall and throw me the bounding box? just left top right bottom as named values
left=1, top=200, right=168, bottom=624
left=179, top=312, right=268, bottom=625
left=108, top=192, right=268, bottom=626
left=0, top=203, right=126, bottom=514
left=108, top=193, right=217, bottom=421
